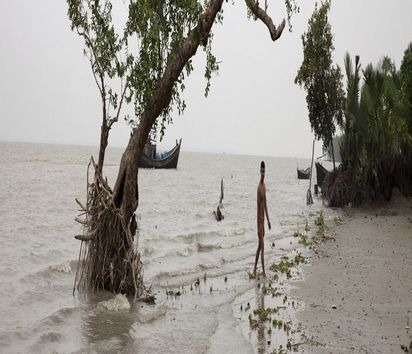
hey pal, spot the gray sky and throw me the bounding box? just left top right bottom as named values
left=1, top=1, right=411, bottom=158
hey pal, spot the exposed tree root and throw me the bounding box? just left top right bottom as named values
left=73, top=157, right=148, bottom=301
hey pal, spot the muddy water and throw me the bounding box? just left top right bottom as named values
left=0, top=142, right=335, bottom=353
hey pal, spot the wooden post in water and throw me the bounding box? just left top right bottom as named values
left=307, top=140, right=315, bottom=205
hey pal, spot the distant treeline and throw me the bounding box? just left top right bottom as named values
left=325, top=43, right=412, bottom=206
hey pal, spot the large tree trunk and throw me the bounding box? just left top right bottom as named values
left=96, top=118, right=109, bottom=177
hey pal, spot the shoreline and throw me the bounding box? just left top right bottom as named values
left=291, top=191, right=412, bottom=353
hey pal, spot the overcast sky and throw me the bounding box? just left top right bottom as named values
left=1, top=0, right=411, bottom=158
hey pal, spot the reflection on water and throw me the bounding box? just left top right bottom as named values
left=80, top=305, right=136, bottom=353
left=255, top=284, right=267, bottom=354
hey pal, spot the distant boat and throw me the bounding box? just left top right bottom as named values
left=139, top=130, right=182, bottom=169
left=297, top=167, right=311, bottom=179
left=315, top=162, right=329, bottom=188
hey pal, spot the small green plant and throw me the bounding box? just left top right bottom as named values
left=333, top=216, right=343, bottom=225
left=294, top=251, right=305, bottom=265
left=266, top=283, right=283, bottom=299
left=271, top=346, right=287, bottom=354
left=305, top=219, right=310, bottom=231
left=269, top=253, right=305, bottom=281
left=272, top=273, right=279, bottom=282
left=270, top=257, right=294, bottom=273
left=247, top=270, right=264, bottom=280
left=314, top=210, right=325, bottom=227
left=315, top=210, right=327, bottom=237
left=298, top=232, right=312, bottom=246
left=249, top=314, right=258, bottom=329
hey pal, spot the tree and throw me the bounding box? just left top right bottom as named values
left=294, top=0, right=344, bottom=169
left=360, top=58, right=410, bottom=200
left=69, top=0, right=297, bottom=300
left=341, top=53, right=360, bottom=168
left=398, top=43, right=412, bottom=196
left=325, top=44, right=412, bottom=206
left=400, top=42, right=412, bottom=136
left=67, top=0, right=131, bottom=177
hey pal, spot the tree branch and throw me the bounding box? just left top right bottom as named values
left=108, top=78, right=129, bottom=128
left=77, top=29, right=104, bottom=76
left=89, top=57, right=103, bottom=97
left=77, top=28, right=106, bottom=100
left=245, top=0, right=286, bottom=41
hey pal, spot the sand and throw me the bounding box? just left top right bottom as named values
left=293, top=191, right=412, bottom=353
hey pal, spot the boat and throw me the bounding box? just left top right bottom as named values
left=297, top=167, right=311, bottom=179
left=139, top=130, right=182, bottom=169
left=315, top=162, right=329, bottom=188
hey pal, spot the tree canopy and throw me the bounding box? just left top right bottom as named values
left=69, top=0, right=299, bottom=141
left=295, top=0, right=344, bottom=166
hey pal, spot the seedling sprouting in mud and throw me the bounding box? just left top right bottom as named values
left=333, top=216, right=343, bottom=225
left=247, top=270, right=264, bottom=280
left=298, top=232, right=313, bottom=246
left=305, top=219, right=310, bottom=231
left=315, top=210, right=327, bottom=237
left=267, top=286, right=282, bottom=298
left=249, top=314, right=258, bottom=330
left=270, top=256, right=295, bottom=274
left=294, top=252, right=305, bottom=265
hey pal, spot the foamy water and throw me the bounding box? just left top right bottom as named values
left=0, top=142, right=336, bottom=353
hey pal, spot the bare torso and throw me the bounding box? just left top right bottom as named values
left=257, top=182, right=265, bottom=236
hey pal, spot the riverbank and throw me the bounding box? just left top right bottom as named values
left=292, top=190, right=412, bottom=353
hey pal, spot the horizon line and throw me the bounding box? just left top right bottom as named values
left=0, top=139, right=313, bottom=160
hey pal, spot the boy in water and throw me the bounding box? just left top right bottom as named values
left=253, top=161, right=271, bottom=278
